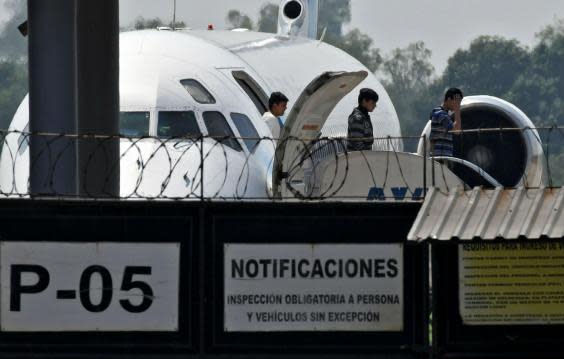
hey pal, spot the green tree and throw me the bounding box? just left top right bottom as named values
left=134, top=17, right=162, bottom=30
left=226, top=10, right=254, bottom=30
left=507, top=73, right=562, bottom=125
left=381, top=42, right=437, bottom=140
left=131, top=16, right=185, bottom=30
left=383, top=42, right=434, bottom=95
left=336, top=29, right=382, bottom=72
left=316, top=0, right=381, bottom=72
left=0, top=0, right=28, bottom=128
left=548, top=148, right=564, bottom=186
left=506, top=19, right=564, bottom=185
left=0, top=60, right=28, bottom=128
left=317, top=0, right=351, bottom=38
left=439, top=36, right=530, bottom=97
left=507, top=20, right=564, bottom=126
left=0, top=0, right=27, bottom=60
left=257, top=3, right=278, bottom=33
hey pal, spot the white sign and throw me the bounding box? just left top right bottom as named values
left=224, top=244, right=403, bottom=332
left=0, top=242, right=180, bottom=332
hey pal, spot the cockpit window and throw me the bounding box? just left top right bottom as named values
left=180, top=79, right=216, bottom=104
left=120, top=112, right=150, bottom=137
left=158, top=111, right=201, bottom=139
left=203, top=111, right=242, bottom=152
left=231, top=113, right=260, bottom=152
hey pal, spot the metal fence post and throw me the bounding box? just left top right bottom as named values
left=423, top=135, right=427, bottom=198
left=431, top=136, right=436, bottom=188
left=200, top=136, right=204, bottom=201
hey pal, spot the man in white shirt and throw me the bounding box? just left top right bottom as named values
left=262, top=92, right=289, bottom=140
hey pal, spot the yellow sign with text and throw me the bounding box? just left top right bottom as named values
left=459, top=242, right=564, bottom=325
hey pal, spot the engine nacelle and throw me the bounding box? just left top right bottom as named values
left=277, top=0, right=319, bottom=39
left=418, top=95, right=546, bottom=188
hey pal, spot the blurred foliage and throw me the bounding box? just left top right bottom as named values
left=0, top=0, right=26, bottom=60
left=0, top=60, right=27, bottom=128
left=381, top=42, right=435, bottom=139
left=317, top=0, right=351, bottom=38
left=317, top=0, right=381, bottom=72
left=329, top=28, right=383, bottom=73
left=0, top=0, right=27, bottom=127
left=257, top=3, right=279, bottom=33
left=440, top=36, right=530, bottom=97
left=226, top=10, right=254, bottom=30
left=130, top=16, right=186, bottom=30
left=508, top=20, right=564, bottom=127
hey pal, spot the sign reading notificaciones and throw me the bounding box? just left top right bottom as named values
left=224, top=244, right=404, bottom=332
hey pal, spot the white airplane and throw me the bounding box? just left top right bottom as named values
left=0, top=0, right=547, bottom=201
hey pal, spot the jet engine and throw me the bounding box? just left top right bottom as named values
left=277, top=0, right=318, bottom=39
left=418, top=96, right=546, bottom=188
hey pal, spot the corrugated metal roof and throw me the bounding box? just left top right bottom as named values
left=408, top=187, right=564, bottom=241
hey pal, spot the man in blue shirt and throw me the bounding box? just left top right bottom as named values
left=430, top=88, right=463, bottom=157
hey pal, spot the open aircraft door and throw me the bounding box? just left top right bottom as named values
left=272, top=71, right=368, bottom=198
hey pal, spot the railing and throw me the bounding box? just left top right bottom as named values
left=0, top=126, right=561, bottom=201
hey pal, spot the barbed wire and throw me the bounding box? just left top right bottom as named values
left=0, top=127, right=561, bottom=201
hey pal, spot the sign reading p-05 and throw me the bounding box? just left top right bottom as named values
left=0, top=242, right=180, bottom=332
left=10, top=265, right=154, bottom=313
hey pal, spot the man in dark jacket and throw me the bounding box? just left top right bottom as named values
left=347, top=88, right=378, bottom=151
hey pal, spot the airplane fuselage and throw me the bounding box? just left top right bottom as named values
left=1, top=29, right=402, bottom=199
